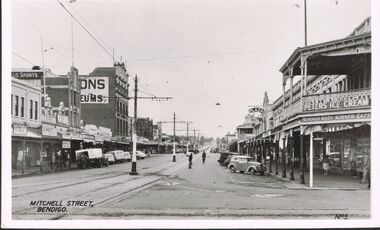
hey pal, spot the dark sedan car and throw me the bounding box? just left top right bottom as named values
left=218, top=151, right=240, bottom=166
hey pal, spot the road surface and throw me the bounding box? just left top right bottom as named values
left=12, top=150, right=370, bottom=219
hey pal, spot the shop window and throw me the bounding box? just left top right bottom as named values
left=30, top=100, right=33, bottom=119
left=328, top=139, right=342, bottom=169
left=356, top=137, right=370, bottom=171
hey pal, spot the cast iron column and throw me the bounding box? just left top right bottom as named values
left=290, top=134, right=295, bottom=180
left=300, top=127, right=305, bottom=184
left=275, top=140, right=279, bottom=175
left=282, top=136, right=287, bottom=178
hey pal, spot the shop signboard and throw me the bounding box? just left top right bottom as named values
left=62, top=132, right=71, bottom=139
left=12, top=71, right=43, bottom=79
left=56, top=126, right=68, bottom=134
left=42, top=124, right=58, bottom=136
left=82, top=133, right=95, bottom=140
left=303, top=89, right=371, bottom=112
left=71, top=133, right=82, bottom=140
left=57, top=114, right=69, bottom=125
left=302, top=112, right=370, bottom=123
left=62, top=141, right=71, bottom=149
left=80, top=76, right=109, bottom=104
left=13, top=124, right=27, bottom=135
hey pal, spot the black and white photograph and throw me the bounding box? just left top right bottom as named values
left=2, top=0, right=379, bottom=228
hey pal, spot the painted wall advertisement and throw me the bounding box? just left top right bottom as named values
left=80, top=76, right=109, bottom=104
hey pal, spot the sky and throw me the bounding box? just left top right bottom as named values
left=11, top=0, right=372, bottom=138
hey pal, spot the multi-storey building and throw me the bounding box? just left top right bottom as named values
left=80, top=62, right=129, bottom=149
left=239, top=17, right=371, bottom=186
left=11, top=78, right=42, bottom=170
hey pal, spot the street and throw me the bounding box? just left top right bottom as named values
left=12, top=150, right=370, bottom=220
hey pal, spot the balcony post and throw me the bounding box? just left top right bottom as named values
left=282, top=76, right=286, bottom=111
left=290, top=130, right=295, bottom=180
left=275, top=138, right=279, bottom=175
left=282, top=135, right=287, bottom=178
left=289, top=66, right=294, bottom=104
left=300, top=125, right=305, bottom=184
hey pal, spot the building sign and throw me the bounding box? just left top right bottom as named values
left=302, top=112, right=370, bottom=123
left=42, top=124, right=57, bottom=136
left=62, top=141, right=71, bottom=149
left=13, top=124, right=27, bottom=135
left=11, top=71, right=43, bottom=79
left=56, top=126, right=68, bottom=134
left=80, top=76, right=109, bottom=104
left=303, top=90, right=371, bottom=112
left=57, top=114, right=69, bottom=125
left=321, top=124, right=354, bottom=133
left=62, top=132, right=71, bottom=139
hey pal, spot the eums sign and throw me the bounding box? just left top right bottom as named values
left=80, top=77, right=109, bottom=104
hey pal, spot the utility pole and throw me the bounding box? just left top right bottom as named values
left=158, top=119, right=192, bottom=162
left=130, top=75, right=138, bottom=175
left=173, top=112, right=176, bottom=162
left=127, top=76, right=172, bottom=175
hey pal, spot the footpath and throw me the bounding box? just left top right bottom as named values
left=267, top=169, right=369, bottom=190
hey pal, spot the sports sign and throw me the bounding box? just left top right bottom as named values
left=80, top=77, right=109, bottom=104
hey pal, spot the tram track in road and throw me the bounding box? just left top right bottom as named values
left=12, top=155, right=190, bottom=220
left=12, top=154, right=181, bottom=198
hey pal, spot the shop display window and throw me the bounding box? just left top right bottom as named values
left=328, top=139, right=342, bottom=168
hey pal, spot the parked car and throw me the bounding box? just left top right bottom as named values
left=106, top=150, right=125, bottom=163
left=186, top=151, right=194, bottom=157
left=123, top=151, right=132, bottom=162
left=76, top=148, right=108, bottom=169
left=136, top=150, right=147, bottom=160
left=227, top=156, right=265, bottom=176
left=218, top=151, right=240, bottom=165
left=103, top=153, right=116, bottom=164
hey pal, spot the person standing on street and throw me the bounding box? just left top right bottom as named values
left=202, top=151, right=206, bottom=164
left=188, top=152, right=193, bottom=169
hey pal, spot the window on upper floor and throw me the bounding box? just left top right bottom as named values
left=21, top=97, right=25, bottom=117
left=11, top=94, right=13, bottom=115
left=35, top=101, right=38, bottom=120
left=30, top=100, right=33, bottom=119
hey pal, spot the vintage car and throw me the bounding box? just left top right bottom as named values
left=218, top=151, right=240, bottom=165
left=227, top=156, right=266, bottom=176
left=76, top=148, right=108, bottom=169
left=105, top=150, right=125, bottom=163
left=123, top=151, right=132, bottom=162
left=136, top=150, right=147, bottom=160
left=103, top=153, right=116, bottom=164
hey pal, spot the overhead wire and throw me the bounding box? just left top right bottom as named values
left=12, top=52, right=36, bottom=66
left=56, top=0, right=114, bottom=60
left=66, top=2, right=113, bottom=52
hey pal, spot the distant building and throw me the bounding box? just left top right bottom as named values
left=136, top=117, right=154, bottom=140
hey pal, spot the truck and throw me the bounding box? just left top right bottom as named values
left=75, top=148, right=108, bottom=169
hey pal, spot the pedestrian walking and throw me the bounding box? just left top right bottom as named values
left=188, top=152, right=193, bottom=169
left=202, top=151, right=206, bottom=164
